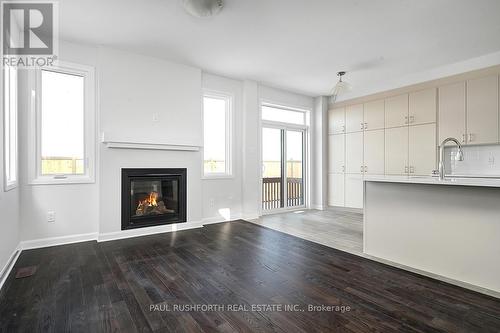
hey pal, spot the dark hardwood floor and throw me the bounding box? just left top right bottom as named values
left=1, top=220, right=500, bottom=332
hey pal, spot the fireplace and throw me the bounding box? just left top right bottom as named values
left=121, top=168, right=187, bottom=230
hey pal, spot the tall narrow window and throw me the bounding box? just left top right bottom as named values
left=3, top=65, right=18, bottom=191
left=31, top=62, right=95, bottom=184
left=203, top=93, right=232, bottom=177
left=41, top=70, right=84, bottom=175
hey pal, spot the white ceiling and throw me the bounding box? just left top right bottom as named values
left=59, top=0, right=500, bottom=98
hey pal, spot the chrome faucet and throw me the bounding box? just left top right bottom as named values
left=437, top=137, right=464, bottom=180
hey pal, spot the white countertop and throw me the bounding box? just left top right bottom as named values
left=363, top=175, right=500, bottom=188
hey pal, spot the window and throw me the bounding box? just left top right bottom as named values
left=3, top=65, right=18, bottom=191
left=30, top=62, right=95, bottom=184
left=203, top=92, right=232, bottom=177
left=261, top=104, right=307, bottom=125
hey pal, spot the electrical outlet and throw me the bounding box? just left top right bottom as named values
left=47, top=211, right=56, bottom=223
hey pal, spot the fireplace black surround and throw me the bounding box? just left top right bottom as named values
left=121, top=168, right=187, bottom=230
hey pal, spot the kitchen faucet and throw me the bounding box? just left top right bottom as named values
left=437, top=137, right=464, bottom=180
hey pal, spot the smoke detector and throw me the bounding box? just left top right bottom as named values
left=182, top=0, right=224, bottom=18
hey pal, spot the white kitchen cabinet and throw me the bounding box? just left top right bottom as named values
left=438, top=82, right=466, bottom=144
left=467, top=75, right=499, bottom=145
left=345, top=104, right=364, bottom=133
left=409, top=123, right=436, bottom=176
left=328, top=174, right=345, bottom=207
left=385, top=126, right=408, bottom=175
left=364, top=129, right=385, bottom=175
left=345, top=174, right=363, bottom=209
left=328, top=134, right=345, bottom=173
left=345, top=132, right=363, bottom=174
left=329, top=107, right=345, bottom=134
left=364, top=99, right=385, bottom=130
left=409, top=88, right=436, bottom=125
left=385, top=94, right=408, bottom=128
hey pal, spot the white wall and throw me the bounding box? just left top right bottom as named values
left=15, top=40, right=316, bottom=245
left=18, top=41, right=100, bottom=242
left=0, top=68, right=20, bottom=275
left=311, top=96, right=329, bottom=209
left=98, top=48, right=203, bottom=235
left=201, top=74, right=244, bottom=221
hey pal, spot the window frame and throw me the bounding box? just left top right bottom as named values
left=259, top=100, right=311, bottom=213
left=3, top=64, right=18, bottom=191
left=29, top=61, right=96, bottom=185
left=202, top=90, right=233, bottom=179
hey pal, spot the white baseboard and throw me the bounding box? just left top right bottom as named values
left=0, top=243, right=22, bottom=292
left=310, top=204, right=325, bottom=210
left=20, top=232, right=98, bottom=250
left=201, top=213, right=260, bottom=225
left=98, top=221, right=204, bottom=242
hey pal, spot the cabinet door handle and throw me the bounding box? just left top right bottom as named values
left=404, top=116, right=408, bottom=125
left=342, top=165, right=345, bottom=173
left=360, top=122, right=364, bottom=130
left=405, top=166, right=409, bottom=173
left=341, top=125, right=345, bottom=133
left=360, top=165, right=364, bottom=173
left=364, top=122, right=368, bottom=130
left=410, top=166, right=415, bottom=174
left=468, top=133, right=473, bottom=142
left=364, top=166, right=368, bottom=173
left=462, top=134, right=466, bottom=143
left=409, top=115, right=415, bottom=124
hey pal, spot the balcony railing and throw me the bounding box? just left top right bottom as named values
left=262, top=177, right=303, bottom=210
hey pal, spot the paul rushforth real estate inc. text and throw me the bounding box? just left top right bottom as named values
left=150, top=303, right=352, bottom=313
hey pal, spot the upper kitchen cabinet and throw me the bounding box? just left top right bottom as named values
left=467, top=75, right=499, bottom=145
left=438, top=82, right=466, bottom=144
left=328, top=134, right=345, bottom=174
left=364, top=129, right=385, bottom=175
left=385, top=126, right=408, bottom=175
left=345, top=132, right=364, bottom=174
left=363, top=99, right=385, bottom=130
left=409, top=123, right=436, bottom=176
left=345, top=104, right=364, bottom=133
left=409, top=88, right=436, bottom=125
left=328, top=107, right=345, bottom=134
left=385, top=94, right=409, bottom=128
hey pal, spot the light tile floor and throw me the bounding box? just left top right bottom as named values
left=249, top=208, right=364, bottom=256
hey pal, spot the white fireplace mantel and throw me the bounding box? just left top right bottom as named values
left=101, top=133, right=201, bottom=152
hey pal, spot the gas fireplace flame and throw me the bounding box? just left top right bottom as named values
left=135, top=191, right=173, bottom=217
left=137, top=191, right=159, bottom=210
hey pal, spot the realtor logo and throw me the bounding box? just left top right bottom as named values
left=1, top=1, right=58, bottom=67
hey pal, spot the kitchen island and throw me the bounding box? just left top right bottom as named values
left=363, top=176, right=500, bottom=296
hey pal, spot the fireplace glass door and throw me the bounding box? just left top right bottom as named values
left=122, top=168, right=187, bottom=230
left=131, top=178, right=179, bottom=218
